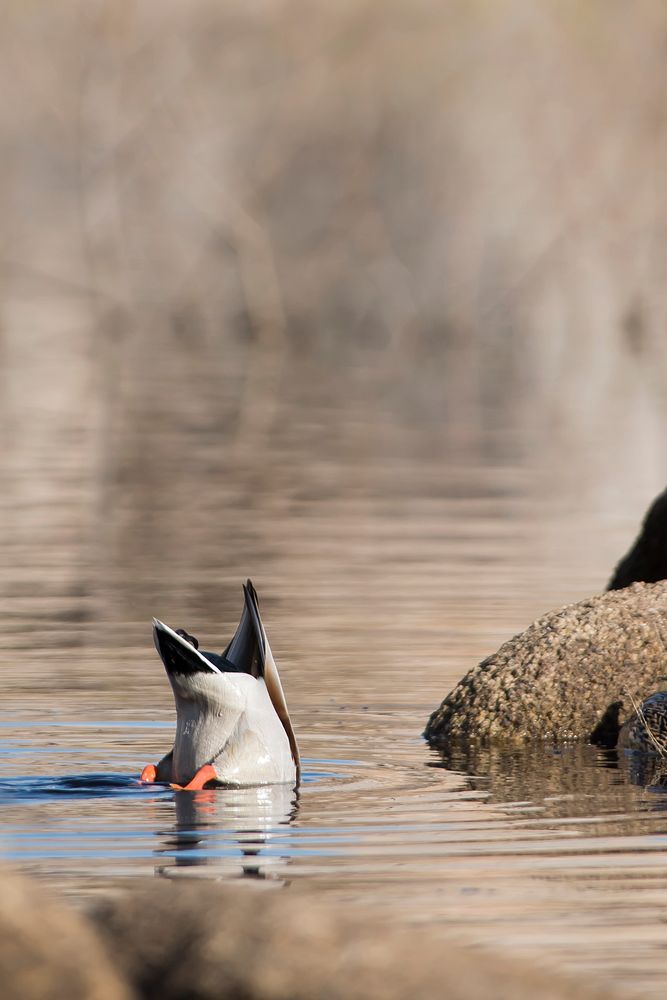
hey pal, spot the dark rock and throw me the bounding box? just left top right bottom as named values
left=425, top=582, right=667, bottom=745
left=0, top=867, right=131, bottom=1000
left=91, top=878, right=615, bottom=1000
left=608, top=488, right=667, bottom=589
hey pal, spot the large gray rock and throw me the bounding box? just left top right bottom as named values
left=425, top=581, right=667, bottom=745
left=0, top=867, right=131, bottom=1000
left=91, top=878, right=615, bottom=1000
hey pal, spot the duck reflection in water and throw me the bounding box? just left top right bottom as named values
left=155, top=782, right=299, bottom=881
left=618, top=753, right=667, bottom=792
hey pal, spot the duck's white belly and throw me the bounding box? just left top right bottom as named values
left=170, top=672, right=296, bottom=787
left=212, top=717, right=296, bottom=786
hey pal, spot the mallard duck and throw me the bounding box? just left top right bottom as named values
left=141, top=581, right=299, bottom=789
left=616, top=690, right=667, bottom=755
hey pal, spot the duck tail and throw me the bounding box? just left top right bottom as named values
left=222, top=584, right=264, bottom=677
left=244, top=579, right=301, bottom=776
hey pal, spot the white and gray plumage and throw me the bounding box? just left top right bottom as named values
left=146, top=581, right=299, bottom=789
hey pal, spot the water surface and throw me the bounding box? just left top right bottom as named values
left=2, top=336, right=667, bottom=997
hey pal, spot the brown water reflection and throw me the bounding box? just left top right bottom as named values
left=4, top=4, right=667, bottom=995
left=1, top=334, right=667, bottom=995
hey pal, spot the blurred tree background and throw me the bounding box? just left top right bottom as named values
left=0, top=0, right=665, bottom=629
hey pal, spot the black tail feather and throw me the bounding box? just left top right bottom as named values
left=222, top=583, right=265, bottom=677
left=244, top=580, right=265, bottom=655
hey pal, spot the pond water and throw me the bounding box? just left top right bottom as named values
left=1, top=329, right=667, bottom=997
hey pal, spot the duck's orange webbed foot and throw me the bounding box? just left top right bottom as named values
left=140, top=764, right=158, bottom=783
left=170, top=764, right=218, bottom=791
